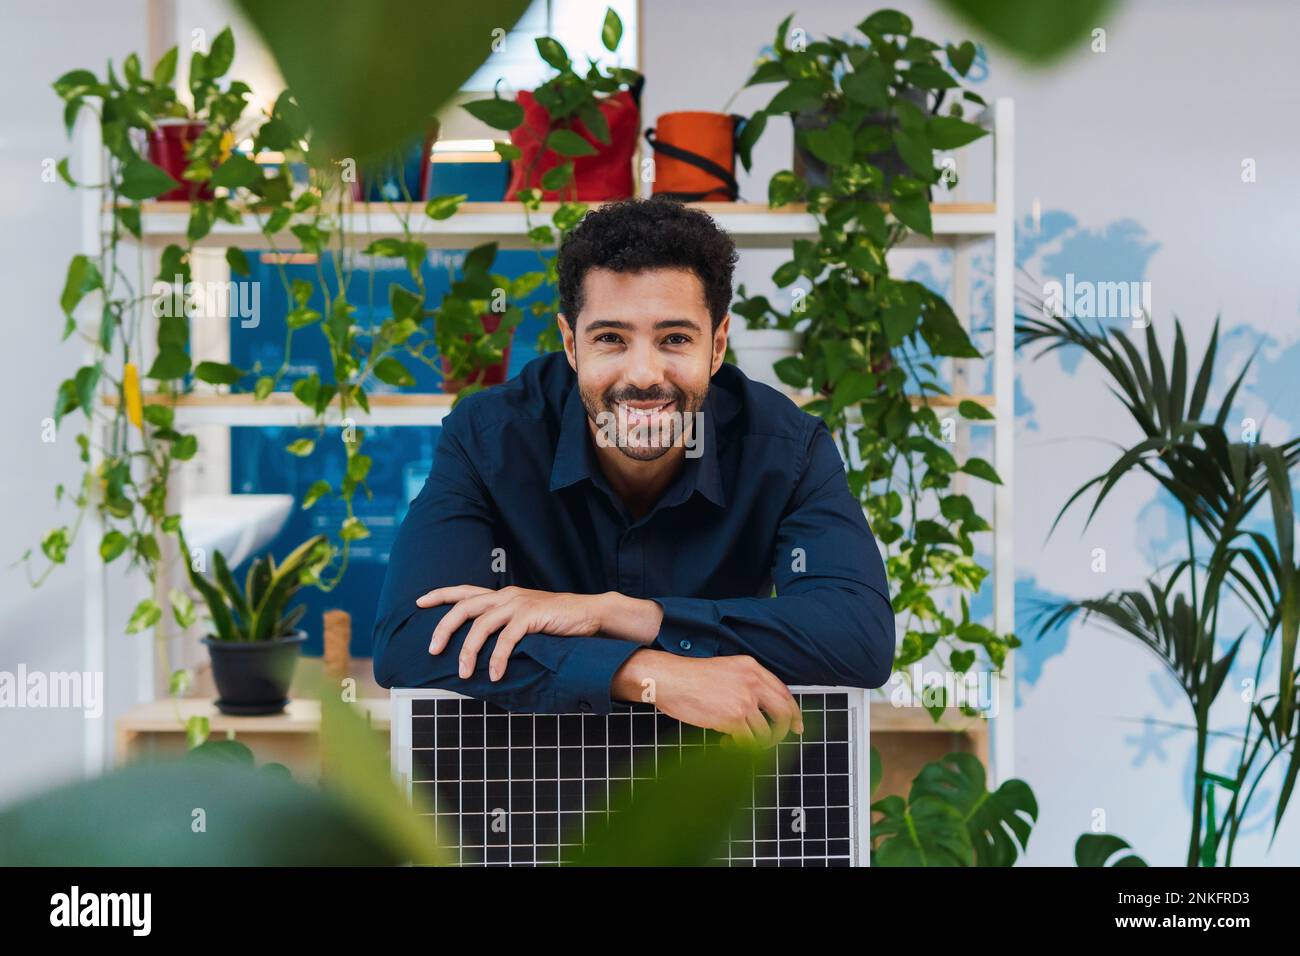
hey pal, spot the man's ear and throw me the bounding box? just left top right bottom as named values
left=558, top=313, right=578, bottom=372
left=711, top=312, right=731, bottom=377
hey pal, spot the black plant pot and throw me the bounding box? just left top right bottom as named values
left=792, top=87, right=931, bottom=201
left=203, top=631, right=306, bottom=716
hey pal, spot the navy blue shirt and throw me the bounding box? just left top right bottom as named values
left=373, top=351, right=895, bottom=713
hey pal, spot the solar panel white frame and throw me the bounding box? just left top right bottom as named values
left=390, top=685, right=871, bottom=867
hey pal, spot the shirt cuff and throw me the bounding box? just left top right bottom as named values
left=649, top=597, right=722, bottom=659
left=554, top=637, right=643, bottom=715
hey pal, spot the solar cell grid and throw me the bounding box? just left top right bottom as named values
left=399, top=688, right=863, bottom=866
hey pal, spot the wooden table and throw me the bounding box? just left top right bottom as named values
left=115, top=697, right=391, bottom=782
left=116, top=696, right=989, bottom=794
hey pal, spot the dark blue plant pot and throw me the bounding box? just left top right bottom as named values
left=357, top=136, right=431, bottom=202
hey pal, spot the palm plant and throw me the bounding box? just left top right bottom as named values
left=1017, top=306, right=1300, bottom=865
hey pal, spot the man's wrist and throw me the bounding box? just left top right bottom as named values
left=611, top=648, right=671, bottom=704
left=596, top=591, right=664, bottom=644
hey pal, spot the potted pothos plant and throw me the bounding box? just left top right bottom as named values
left=467, top=6, right=641, bottom=204
left=434, top=247, right=526, bottom=394
left=728, top=282, right=804, bottom=390
left=371, top=236, right=527, bottom=400
left=178, top=533, right=330, bottom=715
left=35, top=33, right=432, bottom=743
left=732, top=9, right=1017, bottom=712
left=461, top=6, right=636, bottom=354
left=151, top=27, right=255, bottom=201
left=54, top=27, right=251, bottom=203
left=37, top=33, right=265, bottom=611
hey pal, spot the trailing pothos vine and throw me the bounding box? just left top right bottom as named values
left=27, top=15, right=643, bottom=714
left=25, top=34, right=503, bottom=694
left=733, top=10, right=1018, bottom=716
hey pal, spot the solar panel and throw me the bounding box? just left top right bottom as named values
left=390, top=686, right=871, bottom=866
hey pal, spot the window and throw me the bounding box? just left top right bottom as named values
left=461, top=0, right=639, bottom=93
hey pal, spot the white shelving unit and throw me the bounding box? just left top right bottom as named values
left=128, top=201, right=999, bottom=252
left=84, top=99, right=1016, bottom=790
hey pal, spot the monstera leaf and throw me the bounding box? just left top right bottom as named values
left=1075, top=833, right=1149, bottom=867
left=873, top=752, right=1037, bottom=866
left=872, top=793, right=974, bottom=866
left=910, top=752, right=1037, bottom=866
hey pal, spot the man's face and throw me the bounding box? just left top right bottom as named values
left=559, top=267, right=729, bottom=462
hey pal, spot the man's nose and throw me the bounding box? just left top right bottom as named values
left=622, top=340, right=665, bottom=391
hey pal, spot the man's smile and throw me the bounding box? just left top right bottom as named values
left=616, top=399, right=676, bottom=429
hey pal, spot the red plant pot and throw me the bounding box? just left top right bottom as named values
left=146, top=119, right=214, bottom=202
left=439, top=313, right=514, bottom=393
left=504, top=87, right=641, bottom=202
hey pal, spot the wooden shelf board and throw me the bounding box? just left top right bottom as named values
left=869, top=700, right=990, bottom=735
left=117, top=200, right=998, bottom=249
left=118, top=697, right=982, bottom=738
left=110, top=390, right=992, bottom=409
left=102, top=388, right=994, bottom=427
left=108, top=391, right=456, bottom=408
left=129, top=199, right=996, bottom=217
left=116, top=696, right=389, bottom=735
left=790, top=391, right=995, bottom=408
left=104, top=390, right=456, bottom=426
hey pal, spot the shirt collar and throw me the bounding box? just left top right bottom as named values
left=549, top=380, right=728, bottom=510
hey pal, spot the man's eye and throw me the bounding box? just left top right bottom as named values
left=595, top=333, right=622, bottom=344
left=664, top=334, right=690, bottom=346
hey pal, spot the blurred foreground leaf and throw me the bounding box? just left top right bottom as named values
left=0, top=673, right=449, bottom=866
left=0, top=759, right=401, bottom=865
left=574, top=740, right=764, bottom=866
left=234, top=0, right=532, bottom=161
left=315, top=671, right=448, bottom=865
left=936, top=0, right=1120, bottom=64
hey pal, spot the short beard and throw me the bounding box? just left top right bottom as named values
left=579, top=377, right=708, bottom=462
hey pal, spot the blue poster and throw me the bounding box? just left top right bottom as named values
left=230, top=247, right=553, bottom=657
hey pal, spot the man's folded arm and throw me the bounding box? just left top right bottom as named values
left=650, top=420, right=896, bottom=689
left=372, top=416, right=640, bottom=714
left=375, top=604, right=641, bottom=714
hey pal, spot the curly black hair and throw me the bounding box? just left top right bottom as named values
left=557, top=197, right=739, bottom=331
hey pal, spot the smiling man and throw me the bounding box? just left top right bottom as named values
left=373, top=198, right=894, bottom=745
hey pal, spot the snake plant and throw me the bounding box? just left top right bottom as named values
left=181, top=535, right=329, bottom=642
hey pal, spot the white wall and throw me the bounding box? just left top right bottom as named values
left=0, top=1, right=152, bottom=803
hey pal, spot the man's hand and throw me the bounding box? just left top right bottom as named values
left=612, top=649, right=804, bottom=747
left=418, top=585, right=613, bottom=680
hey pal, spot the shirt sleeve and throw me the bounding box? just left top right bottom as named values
left=372, top=409, right=641, bottom=715
left=650, top=417, right=895, bottom=689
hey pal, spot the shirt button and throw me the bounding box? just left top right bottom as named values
left=679, top=640, right=692, bottom=651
